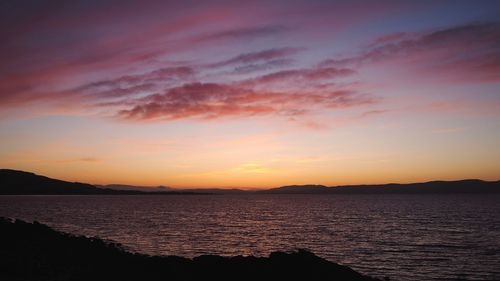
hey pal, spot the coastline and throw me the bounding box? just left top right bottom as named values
left=0, top=217, right=383, bottom=281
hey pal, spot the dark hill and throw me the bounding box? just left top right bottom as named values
left=0, top=217, right=381, bottom=281
left=261, top=180, right=500, bottom=194
left=0, top=169, right=108, bottom=195
left=261, top=184, right=331, bottom=194
left=182, top=188, right=249, bottom=194
left=96, top=184, right=175, bottom=192
left=0, top=169, right=203, bottom=195
left=3, top=168, right=499, bottom=195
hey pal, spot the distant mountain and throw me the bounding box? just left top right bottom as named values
left=96, top=184, right=174, bottom=192
left=260, top=180, right=500, bottom=194
left=96, top=184, right=252, bottom=194
left=261, top=184, right=330, bottom=194
left=2, top=169, right=499, bottom=195
left=0, top=169, right=203, bottom=195
left=181, top=188, right=248, bottom=194
left=0, top=169, right=108, bottom=195
left=96, top=185, right=248, bottom=194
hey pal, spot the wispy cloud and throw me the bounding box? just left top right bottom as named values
left=78, top=157, right=100, bottom=162
left=209, top=47, right=302, bottom=68
left=246, top=67, right=356, bottom=86
left=198, top=25, right=290, bottom=42
left=117, top=82, right=374, bottom=121
left=231, top=59, right=294, bottom=74
left=2, top=1, right=498, bottom=129
left=321, top=22, right=500, bottom=82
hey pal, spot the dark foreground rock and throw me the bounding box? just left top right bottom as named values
left=0, top=217, right=381, bottom=281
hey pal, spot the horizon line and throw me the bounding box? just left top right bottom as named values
left=2, top=168, right=499, bottom=190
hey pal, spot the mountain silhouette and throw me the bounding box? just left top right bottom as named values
left=261, top=180, right=500, bottom=194
left=96, top=184, right=175, bottom=192
left=0, top=169, right=203, bottom=195
left=0, top=217, right=381, bottom=281
left=1, top=168, right=499, bottom=195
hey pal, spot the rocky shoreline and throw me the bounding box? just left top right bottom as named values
left=0, top=217, right=382, bottom=281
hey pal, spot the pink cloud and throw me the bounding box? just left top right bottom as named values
left=209, top=47, right=302, bottom=68
left=80, top=66, right=196, bottom=92
left=197, top=25, right=290, bottom=42
left=321, top=22, right=500, bottom=82
left=118, top=82, right=374, bottom=121
left=0, top=1, right=415, bottom=121
left=245, top=67, right=356, bottom=86
left=231, top=59, right=294, bottom=74
left=0, top=2, right=254, bottom=107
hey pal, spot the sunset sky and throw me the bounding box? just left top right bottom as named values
left=1, top=0, right=499, bottom=188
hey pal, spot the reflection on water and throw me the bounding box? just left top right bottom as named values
left=1, top=194, right=499, bottom=281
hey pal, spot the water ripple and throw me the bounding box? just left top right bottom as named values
left=1, top=194, right=499, bottom=281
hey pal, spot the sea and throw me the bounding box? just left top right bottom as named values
left=1, top=194, right=499, bottom=281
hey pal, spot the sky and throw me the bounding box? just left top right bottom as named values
left=1, top=0, right=499, bottom=188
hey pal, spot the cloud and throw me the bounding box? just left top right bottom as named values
left=246, top=67, right=356, bottom=86
left=1, top=2, right=393, bottom=123
left=199, top=25, right=290, bottom=42
left=79, top=157, right=100, bottom=162
left=69, top=60, right=358, bottom=116
left=44, top=66, right=198, bottom=105
left=81, top=66, right=195, bottom=90
left=0, top=59, right=368, bottom=122
left=210, top=47, right=302, bottom=68
left=320, top=22, right=500, bottom=82
left=117, top=82, right=375, bottom=121
left=0, top=1, right=258, bottom=108
left=73, top=48, right=303, bottom=103
left=0, top=65, right=197, bottom=113
left=232, top=59, right=294, bottom=74
left=360, top=109, right=389, bottom=118
left=85, top=83, right=158, bottom=99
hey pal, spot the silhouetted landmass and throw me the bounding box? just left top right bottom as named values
left=96, top=185, right=247, bottom=194
left=0, top=169, right=205, bottom=195
left=2, top=168, right=499, bottom=195
left=181, top=188, right=250, bottom=194
left=96, top=184, right=175, bottom=192
left=261, top=184, right=330, bottom=194
left=0, top=217, right=381, bottom=281
left=261, top=180, right=500, bottom=194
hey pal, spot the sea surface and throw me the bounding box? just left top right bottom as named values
left=1, top=194, right=499, bottom=281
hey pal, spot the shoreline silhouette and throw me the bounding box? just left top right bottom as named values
left=0, top=217, right=382, bottom=281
